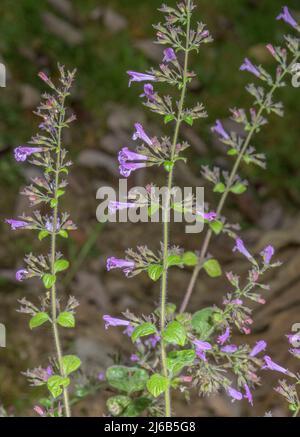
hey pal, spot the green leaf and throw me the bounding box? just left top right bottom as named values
left=163, top=161, right=174, bottom=172
left=182, top=251, right=198, bottom=266
left=38, top=230, right=50, bottom=241
left=164, top=114, right=175, bottom=124
left=47, top=375, right=70, bottom=398
left=147, top=374, right=169, bottom=398
left=148, top=264, right=164, bottom=282
left=167, top=349, right=196, bottom=374
left=107, top=395, right=131, bottom=417
left=227, top=148, right=238, bottom=156
left=57, top=312, right=75, bottom=328
left=203, top=259, right=222, bottom=278
left=58, top=230, right=68, bottom=238
left=163, top=321, right=186, bottom=346
left=131, top=322, right=157, bottom=343
left=191, top=308, right=214, bottom=338
left=29, top=312, right=50, bottom=329
left=148, top=203, right=160, bottom=218
left=184, top=115, right=194, bottom=126
left=213, top=182, right=226, bottom=193
left=50, top=198, right=58, bottom=208
left=209, top=220, right=223, bottom=235
left=122, top=397, right=152, bottom=417
left=54, top=259, right=69, bottom=273
left=106, top=366, right=149, bottom=394
left=62, top=355, right=81, bottom=376
left=167, top=255, right=182, bottom=267
left=56, top=189, right=65, bottom=198
left=42, top=274, right=56, bottom=289
left=230, top=183, right=247, bottom=194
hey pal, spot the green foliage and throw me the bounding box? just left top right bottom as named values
left=167, top=349, right=196, bottom=375
left=29, top=312, right=49, bottom=329
left=147, top=374, right=169, bottom=398
left=148, top=264, right=164, bottom=281
left=131, top=322, right=157, bottom=342
left=106, top=366, right=149, bottom=394
left=182, top=251, right=198, bottom=266
left=203, top=259, right=222, bottom=278
left=192, top=308, right=213, bottom=339
left=54, top=259, right=69, bottom=273
left=47, top=375, right=70, bottom=398
left=62, top=355, right=81, bottom=376
left=162, top=321, right=186, bottom=346
left=42, top=273, right=56, bottom=289
left=57, top=312, right=75, bottom=328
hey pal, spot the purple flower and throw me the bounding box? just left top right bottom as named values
left=276, top=6, right=298, bottom=29
left=289, top=348, right=300, bottom=357
left=233, top=238, right=253, bottom=261
left=244, top=384, right=253, bottom=406
left=16, top=269, right=28, bottom=282
left=34, top=405, right=46, bottom=417
left=197, top=210, right=217, bottom=222
left=221, top=344, right=238, bottom=354
left=98, top=372, right=105, bottom=381
left=195, top=349, right=207, bottom=361
left=14, top=146, right=43, bottom=162
left=140, top=83, right=155, bottom=100
left=240, top=58, right=260, bottom=78
left=266, top=44, right=276, bottom=58
left=287, top=333, right=300, bottom=345
left=5, top=219, right=29, bottom=230
left=260, top=245, right=274, bottom=265
left=262, top=355, right=288, bottom=374
left=145, top=335, right=161, bottom=348
left=227, top=387, right=243, bottom=402
left=108, top=201, right=137, bottom=214
left=211, top=120, right=230, bottom=140
left=132, top=123, right=153, bottom=146
left=106, top=257, right=135, bottom=276
left=45, top=217, right=61, bottom=232
left=217, top=327, right=230, bottom=345
left=46, top=366, right=53, bottom=377
left=103, top=315, right=130, bottom=330
left=250, top=340, right=267, bottom=357
left=124, top=325, right=134, bottom=337
left=163, top=48, right=176, bottom=63
left=130, top=354, right=139, bottom=362
left=127, top=71, right=156, bottom=87
left=118, top=147, right=148, bottom=164
left=119, top=162, right=147, bottom=178
left=193, top=339, right=212, bottom=351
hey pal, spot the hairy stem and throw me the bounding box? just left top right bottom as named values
left=160, top=0, right=191, bottom=417
left=50, top=97, right=71, bottom=417
left=180, top=55, right=299, bottom=314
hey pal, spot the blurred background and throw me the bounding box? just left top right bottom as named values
left=0, top=0, right=300, bottom=417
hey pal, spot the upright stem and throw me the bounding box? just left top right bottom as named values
left=160, top=1, right=191, bottom=417
left=50, top=97, right=71, bottom=417
left=180, top=56, right=299, bottom=313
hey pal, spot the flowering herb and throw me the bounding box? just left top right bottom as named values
left=7, top=65, right=81, bottom=417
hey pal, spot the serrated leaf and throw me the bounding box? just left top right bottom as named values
left=213, top=182, right=226, bottom=193
left=122, top=397, right=152, bottom=417
left=164, top=114, right=175, bottom=124
left=148, top=264, right=164, bottom=282
left=62, top=355, right=81, bottom=376
left=131, top=322, right=157, bottom=343
left=192, top=308, right=214, bottom=338
left=230, top=183, right=247, bottom=194
left=182, top=251, right=198, bottom=266
left=38, top=230, right=50, bottom=241
left=57, top=312, right=75, bottom=328
left=163, top=321, right=186, bottom=346
left=167, top=349, right=196, bottom=374
left=58, top=230, right=68, bottom=238
left=209, top=220, right=223, bottom=235
left=42, top=273, right=56, bottom=289
left=147, top=374, right=169, bottom=398
left=106, top=366, right=149, bottom=394
left=203, top=259, right=222, bottom=278
left=167, top=255, right=182, bottom=267
left=29, top=312, right=49, bottom=329
left=47, top=375, right=70, bottom=398
left=54, top=259, right=69, bottom=273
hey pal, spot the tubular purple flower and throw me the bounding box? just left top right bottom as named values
left=103, top=315, right=130, bottom=330
left=106, top=257, right=135, bottom=276
left=260, top=245, right=274, bottom=265
left=221, top=344, right=238, bottom=354
left=108, top=201, right=137, bottom=214
left=217, top=327, right=230, bottom=345
left=118, top=147, right=149, bottom=164
left=266, top=44, right=276, bottom=58
left=45, top=217, right=61, bottom=232
left=244, top=384, right=253, bottom=406
left=197, top=211, right=217, bottom=221
left=34, top=405, right=46, bottom=417
left=140, top=83, right=155, bottom=100
left=127, top=71, right=156, bottom=87
left=250, top=340, right=267, bottom=357
left=5, top=219, right=29, bottom=230
left=16, top=269, right=28, bottom=282
left=145, top=335, right=161, bottom=348
left=14, top=146, right=43, bottom=162
left=195, top=349, right=207, bottom=361
left=119, top=162, right=147, bottom=178
left=276, top=6, right=298, bottom=29
left=227, top=387, right=243, bottom=402
left=289, top=348, right=300, bottom=357
left=193, top=339, right=212, bottom=351
left=132, top=123, right=153, bottom=146
left=163, top=48, right=177, bottom=63
left=124, top=325, right=134, bottom=337
left=211, top=120, right=230, bottom=140
left=240, top=58, right=260, bottom=78
left=287, top=333, right=300, bottom=345
left=130, top=354, right=139, bottom=362
left=233, top=238, right=253, bottom=261
left=262, top=355, right=288, bottom=374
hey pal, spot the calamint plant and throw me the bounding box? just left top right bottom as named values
left=103, top=3, right=300, bottom=418
left=6, top=65, right=81, bottom=417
